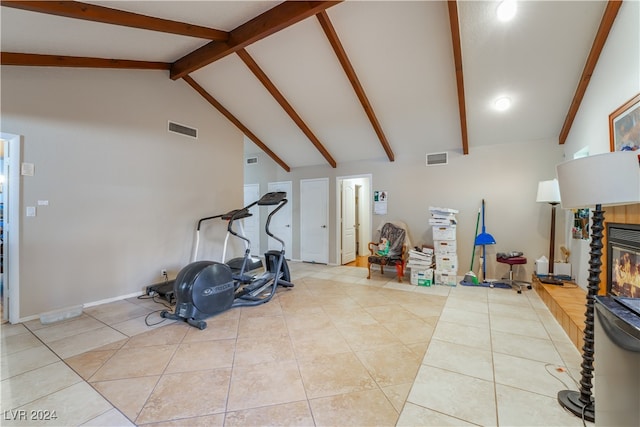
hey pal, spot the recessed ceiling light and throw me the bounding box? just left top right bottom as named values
left=497, top=0, right=517, bottom=22
left=494, top=96, right=511, bottom=111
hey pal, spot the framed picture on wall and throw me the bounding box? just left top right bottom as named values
left=609, top=93, right=640, bottom=152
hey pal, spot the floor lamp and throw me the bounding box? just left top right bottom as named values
left=536, top=179, right=562, bottom=285
left=555, top=151, right=640, bottom=422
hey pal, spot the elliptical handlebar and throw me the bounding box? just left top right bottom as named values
left=264, top=194, right=288, bottom=251
left=192, top=208, right=253, bottom=263
left=196, top=213, right=224, bottom=231
left=227, top=208, right=252, bottom=247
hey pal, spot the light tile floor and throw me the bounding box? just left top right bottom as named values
left=1, top=262, right=594, bottom=426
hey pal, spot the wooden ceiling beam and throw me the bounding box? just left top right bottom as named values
left=237, top=49, right=337, bottom=168
left=183, top=75, right=291, bottom=173
left=171, top=1, right=340, bottom=80
left=0, top=0, right=229, bottom=41
left=559, top=0, right=622, bottom=144
left=316, top=11, right=394, bottom=162
left=0, top=52, right=170, bottom=70
left=447, top=1, right=469, bottom=155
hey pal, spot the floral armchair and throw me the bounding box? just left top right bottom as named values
left=367, top=222, right=407, bottom=282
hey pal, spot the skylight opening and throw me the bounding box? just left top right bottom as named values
left=497, top=0, right=517, bottom=22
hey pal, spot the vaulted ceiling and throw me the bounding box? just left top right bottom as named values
left=1, top=1, right=621, bottom=171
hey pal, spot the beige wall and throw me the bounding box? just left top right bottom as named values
left=246, top=139, right=565, bottom=282
left=2, top=67, right=244, bottom=319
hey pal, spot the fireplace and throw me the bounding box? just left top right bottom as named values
left=607, top=223, right=640, bottom=298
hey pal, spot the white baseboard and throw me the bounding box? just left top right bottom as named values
left=18, top=291, right=144, bottom=324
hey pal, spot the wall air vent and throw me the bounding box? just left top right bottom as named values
left=246, top=157, right=258, bottom=165
left=426, top=152, right=448, bottom=166
left=168, top=121, right=198, bottom=139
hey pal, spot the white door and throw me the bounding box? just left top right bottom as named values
left=341, top=180, right=356, bottom=264
left=243, top=184, right=261, bottom=257
left=1, top=133, right=21, bottom=323
left=300, top=178, right=329, bottom=264
left=267, top=181, right=292, bottom=257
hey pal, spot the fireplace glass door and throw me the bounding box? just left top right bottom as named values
left=608, top=223, right=640, bottom=298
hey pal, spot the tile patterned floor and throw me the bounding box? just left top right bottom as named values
left=1, top=262, right=593, bottom=426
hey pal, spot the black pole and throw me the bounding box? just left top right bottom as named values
left=557, top=204, right=603, bottom=422
left=549, top=203, right=558, bottom=275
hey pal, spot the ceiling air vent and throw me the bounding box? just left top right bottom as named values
left=246, top=157, right=258, bottom=165
left=168, top=121, right=198, bottom=139
left=426, top=152, right=448, bottom=166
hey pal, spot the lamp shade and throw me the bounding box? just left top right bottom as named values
left=536, top=179, right=561, bottom=203
left=556, top=151, right=640, bottom=209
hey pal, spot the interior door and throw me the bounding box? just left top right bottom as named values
left=1, top=133, right=20, bottom=323
left=243, top=184, right=260, bottom=257
left=267, top=181, right=292, bottom=257
left=341, top=180, right=356, bottom=264
left=300, top=178, right=329, bottom=264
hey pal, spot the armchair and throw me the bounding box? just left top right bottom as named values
left=367, top=222, right=407, bottom=282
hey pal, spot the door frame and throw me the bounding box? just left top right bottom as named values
left=1, top=132, right=21, bottom=324
left=335, top=174, right=372, bottom=265
left=300, top=177, right=329, bottom=264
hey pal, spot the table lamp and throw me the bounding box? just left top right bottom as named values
left=536, top=179, right=562, bottom=284
left=555, top=150, right=640, bottom=422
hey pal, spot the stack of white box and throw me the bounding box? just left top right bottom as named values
left=407, top=247, right=434, bottom=286
left=429, top=207, right=459, bottom=286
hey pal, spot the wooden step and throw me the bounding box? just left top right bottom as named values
left=533, top=275, right=586, bottom=351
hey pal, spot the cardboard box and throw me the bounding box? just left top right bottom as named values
left=435, top=270, right=457, bottom=287
left=432, top=225, right=456, bottom=241
left=554, top=262, right=571, bottom=276
left=421, top=245, right=434, bottom=255
left=411, top=268, right=433, bottom=286
left=436, top=254, right=458, bottom=272
left=434, top=240, right=457, bottom=253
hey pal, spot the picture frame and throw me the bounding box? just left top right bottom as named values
left=609, top=93, right=640, bottom=152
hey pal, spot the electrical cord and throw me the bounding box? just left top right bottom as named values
left=144, top=309, right=170, bottom=327
left=544, top=363, right=577, bottom=390
left=137, top=272, right=176, bottom=326
left=546, top=363, right=593, bottom=426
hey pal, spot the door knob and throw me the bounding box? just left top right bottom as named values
left=321, top=225, right=327, bottom=228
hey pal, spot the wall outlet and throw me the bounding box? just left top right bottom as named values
left=161, top=269, right=167, bottom=277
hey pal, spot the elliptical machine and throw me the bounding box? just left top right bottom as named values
left=161, top=192, right=293, bottom=329
left=192, top=208, right=263, bottom=282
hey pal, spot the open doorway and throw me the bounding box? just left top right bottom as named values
left=336, top=174, right=372, bottom=266
left=1, top=132, right=21, bottom=324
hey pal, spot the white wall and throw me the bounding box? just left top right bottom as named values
left=1, top=67, right=245, bottom=319
left=247, top=137, right=565, bottom=282
left=562, top=0, right=640, bottom=289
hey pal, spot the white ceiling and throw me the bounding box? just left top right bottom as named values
left=1, top=1, right=608, bottom=169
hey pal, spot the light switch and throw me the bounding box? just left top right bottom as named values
left=26, top=206, right=36, bottom=217
left=21, top=163, right=35, bottom=176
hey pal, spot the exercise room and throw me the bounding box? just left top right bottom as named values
left=1, top=1, right=639, bottom=426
